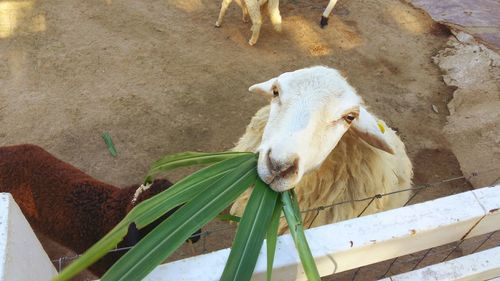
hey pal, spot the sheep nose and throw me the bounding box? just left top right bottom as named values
left=266, top=149, right=299, bottom=179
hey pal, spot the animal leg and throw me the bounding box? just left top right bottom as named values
left=244, top=0, right=262, bottom=45
left=235, top=0, right=249, bottom=23
left=267, top=0, right=282, bottom=32
left=215, top=0, right=234, bottom=27
left=321, top=0, right=339, bottom=28
left=242, top=6, right=249, bottom=23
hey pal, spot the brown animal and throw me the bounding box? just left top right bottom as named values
left=0, top=144, right=198, bottom=276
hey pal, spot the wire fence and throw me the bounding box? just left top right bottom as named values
left=51, top=167, right=500, bottom=280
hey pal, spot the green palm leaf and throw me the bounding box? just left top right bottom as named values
left=101, top=157, right=258, bottom=281
left=220, top=179, right=278, bottom=281
left=53, top=154, right=254, bottom=281
left=54, top=152, right=322, bottom=281
left=266, top=198, right=282, bottom=281
left=281, top=190, right=320, bottom=281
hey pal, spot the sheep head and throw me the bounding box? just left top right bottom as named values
left=249, top=66, right=395, bottom=192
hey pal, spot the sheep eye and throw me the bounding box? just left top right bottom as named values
left=343, top=114, right=356, bottom=124
left=273, top=89, right=279, bottom=98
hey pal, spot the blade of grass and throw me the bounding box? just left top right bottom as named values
left=282, top=190, right=320, bottom=281
left=266, top=198, right=282, bottom=281
left=145, top=151, right=253, bottom=183
left=54, top=154, right=254, bottom=281
left=101, top=132, right=117, bottom=157
left=220, top=179, right=278, bottom=281
left=101, top=157, right=258, bottom=281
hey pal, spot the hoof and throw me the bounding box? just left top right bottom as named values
left=273, top=23, right=282, bottom=32
left=215, top=22, right=221, bottom=28
left=248, top=39, right=257, bottom=46
left=320, top=16, right=329, bottom=28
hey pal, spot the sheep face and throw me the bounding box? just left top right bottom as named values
left=249, top=66, right=395, bottom=192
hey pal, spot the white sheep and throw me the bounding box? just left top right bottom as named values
left=230, top=66, right=413, bottom=232
left=215, top=0, right=282, bottom=45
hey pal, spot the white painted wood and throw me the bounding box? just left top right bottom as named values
left=0, top=195, right=8, bottom=280
left=0, top=193, right=57, bottom=281
left=467, top=186, right=500, bottom=238
left=145, top=185, right=500, bottom=281
left=379, top=246, right=500, bottom=281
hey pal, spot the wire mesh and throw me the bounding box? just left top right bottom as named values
left=323, top=231, right=499, bottom=281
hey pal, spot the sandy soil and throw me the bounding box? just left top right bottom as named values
left=0, top=0, right=481, bottom=279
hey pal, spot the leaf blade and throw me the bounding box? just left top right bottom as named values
left=130, top=154, right=253, bottom=227
left=281, top=190, right=320, bottom=281
left=220, top=179, right=278, bottom=281
left=101, top=132, right=117, bottom=157
left=146, top=151, right=253, bottom=182
left=266, top=198, right=282, bottom=281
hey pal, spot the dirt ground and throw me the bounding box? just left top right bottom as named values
left=0, top=0, right=484, bottom=279
left=0, top=0, right=457, bottom=186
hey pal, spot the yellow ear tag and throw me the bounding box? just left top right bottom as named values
left=377, top=120, right=385, bottom=133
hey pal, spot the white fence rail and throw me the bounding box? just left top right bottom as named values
left=144, top=185, right=500, bottom=281
left=0, top=193, right=57, bottom=281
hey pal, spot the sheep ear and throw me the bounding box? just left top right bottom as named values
left=249, top=78, right=276, bottom=99
left=350, top=107, right=395, bottom=154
